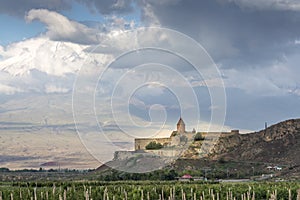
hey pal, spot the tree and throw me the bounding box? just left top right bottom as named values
left=145, top=141, right=163, bottom=150
left=162, top=169, right=178, bottom=180
left=194, top=132, right=205, bottom=141
left=0, top=167, right=9, bottom=172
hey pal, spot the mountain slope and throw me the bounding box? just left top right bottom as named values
left=210, top=118, right=300, bottom=165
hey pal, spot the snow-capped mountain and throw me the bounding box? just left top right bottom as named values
left=0, top=37, right=112, bottom=95
left=1, top=37, right=90, bottom=76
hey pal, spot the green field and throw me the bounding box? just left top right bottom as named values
left=0, top=181, right=300, bottom=200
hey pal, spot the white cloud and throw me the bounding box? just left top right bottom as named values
left=288, top=88, right=300, bottom=96
left=145, top=0, right=183, bottom=6
left=45, top=84, right=69, bottom=94
left=191, top=77, right=225, bottom=88
left=107, top=15, right=136, bottom=30
left=79, top=0, right=134, bottom=15
left=197, top=29, right=240, bottom=60
left=223, top=55, right=300, bottom=96
left=0, top=83, right=22, bottom=95
left=225, top=0, right=300, bottom=11
left=25, top=9, right=100, bottom=44
left=140, top=2, right=161, bottom=26
left=0, top=0, right=70, bottom=17
left=129, top=97, right=146, bottom=109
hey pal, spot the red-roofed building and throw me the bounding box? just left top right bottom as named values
left=178, top=174, right=193, bottom=181
left=182, top=174, right=192, bottom=179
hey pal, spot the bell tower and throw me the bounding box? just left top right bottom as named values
left=177, top=117, right=186, bottom=134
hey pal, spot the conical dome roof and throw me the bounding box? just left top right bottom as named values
left=177, top=117, right=185, bottom=125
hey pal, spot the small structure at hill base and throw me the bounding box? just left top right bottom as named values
left=179, top=174, right=193, bottom=181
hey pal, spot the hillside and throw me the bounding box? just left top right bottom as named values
left=209, top=118, right=300, bottom=165
left=172, top=118, right=300, bottom=179
left=97, top=118, right=300, bottom=179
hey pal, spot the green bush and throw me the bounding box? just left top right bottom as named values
left=145, top=141, right=163, bottom=150
left=194, top=132, right=204, bottom=141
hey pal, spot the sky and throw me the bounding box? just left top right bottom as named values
left=1, top=0, right=300, bottom=169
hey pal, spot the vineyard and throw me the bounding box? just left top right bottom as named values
left=0, top=181, right=300, bottom=200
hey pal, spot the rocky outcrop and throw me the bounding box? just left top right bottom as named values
left=217, top=119, right=300, bottom=165
left=260, top=119, right=299, bottom=143
left=209, top=133, right=242, bottom=155
left=183, top=119, right=300, bottom=165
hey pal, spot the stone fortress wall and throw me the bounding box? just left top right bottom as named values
left=134, top=133, right=197, bottom=151
left=114, top=117, right=241, bottom=160
left=134, top=118, right=240, bottom=151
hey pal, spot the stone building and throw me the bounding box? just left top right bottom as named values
left=135, top=117, right=191, bottom=150
left=114, top=117, right=241, bottom=160
left=177, top=117, right=185, bottom=133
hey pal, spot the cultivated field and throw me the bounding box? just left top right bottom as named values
left=0, top=181, right=299, bottom=200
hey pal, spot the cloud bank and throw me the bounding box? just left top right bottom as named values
left=26, top=9, right=100, bottom=44
left=0, top=1, right=299, bottom=142
left=225, top=0, right=300, bottom=11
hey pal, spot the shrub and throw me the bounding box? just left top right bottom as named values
left=194, top=132, right=205, bottom=141
left=145, top=141, right=163, bottom=150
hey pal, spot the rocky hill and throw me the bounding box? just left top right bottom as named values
left=208, top=118, right=300, bottom=165
left=169, top=118, right=300, bottom=179
left=97, top=118, right=300, bottom=178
